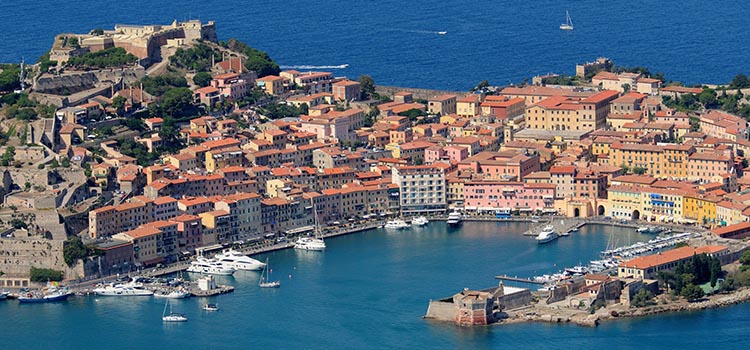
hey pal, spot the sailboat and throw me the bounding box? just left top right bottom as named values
left=560, top=10, right=574, bottom=30
left=258, top=258, right=280, bottom=288
left=294, top=198, right=326, bottom=251
left=162, top=300, right=188, bottom=322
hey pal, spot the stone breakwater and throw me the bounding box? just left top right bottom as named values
left=611, top=288, right=750, bottom=319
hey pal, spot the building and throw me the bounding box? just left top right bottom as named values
left=617, top=245, right=728, bottom=279
left=428, top=94, right=457, bottom=115
left=392, top=165, right=447, bottom=215
left=256, top=75, right=287, bottom=95
left=457, top=151, right=540, bottom=181
left=332, top=79, right=360, bottom=101
left=210, top=73, right=249, bottom=100
left=463, top=181, right=556, bottom=213
left=524, top=90, right=619, bottom=132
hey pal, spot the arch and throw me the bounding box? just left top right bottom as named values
left=573, top=208, right=580, bottom=217
left=632, top=210, right=640, bottom=221
left=597, top=205, right=605, bottom=216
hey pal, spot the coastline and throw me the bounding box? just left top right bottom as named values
left=498, top=287, right=750, bottom=328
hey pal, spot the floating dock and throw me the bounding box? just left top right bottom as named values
left=523, top=219, right=584, bottom=236
left=495, top=275, right=544, bottom=285
left=189, top=285, right=234, bottom=297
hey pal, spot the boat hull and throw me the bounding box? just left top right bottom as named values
left=18, top=293, right=72, bottom=303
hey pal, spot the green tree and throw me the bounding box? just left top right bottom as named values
left=1, top=146, right=15, bottom=166
left=632, top=166, right=647, bottom=175
left=631, top=289, right=655, bottom=308
left=0, top=64, right=21, bottom=91
left=29, top=267, right=64, bottom=282
left=223, top=39, right=280, bottom=77
left=359, top=75, right=376, bottom=100
left=63, top=236, right=92, bottom=266
left=141, top=74, right=188, bottom=96
left=698, top=89, right=718, bottom=109
left=158, top=117, right=182, bottom=153
left=67, top=47, right=137, bottom=69
left=170, top=43, right=222, bottom=72
left=112, top=95, right=127, bottom=115
left=680, top=283, right=705, bottom=301
left=193, top=72, right=212, bottom=87
left=9, top=218, right=26, bottom=229
left=469, top=80, right=490, bottom=92
left=621, top=83, right=631, bottom=93
left=729, top=74, right=750, bottom=89
left=160, top=87, right=197, bottom=118
left=36, top=103, right=56, bottom=119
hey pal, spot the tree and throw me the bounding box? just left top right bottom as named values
left=470, top=80, right=490, bottom=92
left=1, top=146, right=15, bottom=166
left=158, top=117, right=182, bottom=153
left=63, top=236, right=91, bottom=266
left=621, top=83, right=631, bottom=93
left=729, top=74, right=750, bottom=89
left=67, top=47, right=137, bottom=69
left=632, top=166, right=647, bottom=175
left=0, top=64, right=21, bottom=92
left=359, top=75, right=376, bottom=100
left=698, top=89, right=718, bottom=109
left=193, top=72, right=212, bottom=87
left=112, top=95, right=127, bottom=115
left=9, top=218, right=27, bottom=229
left=29, top=267, right=64, bottom=282
left=223, top=39, right=280, bottom=77
left=631, top=289, right=655, bottom=307
left=680, top=283, right=705, bottom=301
left=141, top=74, right=188, bottom=96
left=160, top=87, right=197, bottom=118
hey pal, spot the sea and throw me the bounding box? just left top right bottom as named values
left=1, top=0, right=749, bottom=90
left=2, top=222, right=750, bottom=350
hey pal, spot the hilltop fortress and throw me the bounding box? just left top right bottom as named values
left=50, top=20, right=217, bottom=65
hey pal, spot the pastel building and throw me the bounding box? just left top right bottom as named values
left=463, top=182, right=556, bottom=212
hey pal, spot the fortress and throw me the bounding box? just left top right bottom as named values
left=50, top=20, right=217, bottom=66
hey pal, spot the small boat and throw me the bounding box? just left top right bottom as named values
left=560, top=10, right=574, bottom=30
left=559, top=230, right=570, bottom=237
left=0, top=290, right=8, bottom=300
left=258, top=258, right=280, bottom=288
left=412, top=216, right=429, bottom=226
left=94, top=282, right=154, bottom=296
left=18, top=286, right=73, bottom=303
left=202, top=303, right=220, bottom=311
left=153, top=288, right=190, bottom=299
left=535, top=226, right=559, bottom=244
left=162, top=300, right=188, bottom=322
left=214, top=248, right=267, bottom=270
left=186, top=257, right=236, bottom=276
left=437, top=31, right=447, bottom=35
left=384, top=219, right=410, bottom=230
left=447, top=211, right=463, bottom=226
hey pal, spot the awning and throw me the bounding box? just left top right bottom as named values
left=195, top=244, right=224, bottom=254
left=543, top=208, right=558, bottom=213
left=285, top=225, right=315, bottom=235
left=518, top=208, right=533, bottom=212
left=142, top=257, right=164, bottom=265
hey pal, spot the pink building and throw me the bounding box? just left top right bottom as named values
left=211, top=73, right=249, bottom=100
left=457, top=151, right=541, bottom=181
left=444, top=146, right=468, bottom=163
left=463, top=182, right=556, bottom=211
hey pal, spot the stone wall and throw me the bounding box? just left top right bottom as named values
left=32, top=67, right=145, bottom=106
left=498, top=289, right=534, bottom=310
left=375, top=85, right=464, bottom=101
left=424, top=299, right=456, bottom=321
left=0, top=237, right=83, bottom=280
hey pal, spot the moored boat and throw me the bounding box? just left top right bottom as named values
left=153, top=288, right=190, bottom=299
left=535, top=226, right=559, bottom=244
left=202, top=303, right=220, bottom=311
left=214, top=248, right=266, bottom=270
left=412, top=216, right=429, bottom=226
left=18, top=286, right=73, bottom=303
left=162, top=300, right=188, bottom=322
left=294, top=236, right=327, bottom=251
left=446, top=211, right=463, bottom=226
left=384, top=219, right=410, bottom=230
left=93, top=282, right=154, bottom=296
left=186, top=257, right=236, bottom=276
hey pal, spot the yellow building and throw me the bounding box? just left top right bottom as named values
left=524, top=90, right=619, bottom=132
left=683, top=193, right=720, bottom=225
left=610, top=143, right=694, bottom=179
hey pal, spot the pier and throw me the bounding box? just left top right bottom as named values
left=523, top=218, right=585, bottom=236
left=495, top=275, right=544, bottom=285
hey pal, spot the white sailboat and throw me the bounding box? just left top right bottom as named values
left=560, top=10, right=574, bottom=30
left=162, top=300, right=188, bottom=322
left=258, top=258, right=280, bottom=288
left=295, top=198, right=326, bottom=251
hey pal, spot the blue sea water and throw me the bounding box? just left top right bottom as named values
left=3, top=222, right=750, bottom=350
left=1, top=0, right=749, bottom=90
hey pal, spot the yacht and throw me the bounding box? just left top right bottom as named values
left=412, top=216, right=429, bottom=226
left=162, top=301, right=188, bottom=322
left=535, top=225, right=559, bottom=244
left=446, top=211, right=463, bottom=226
left=186, top=257, right=236, bottom=276
left=18, top=287, right=73, bottom=303
left=94, top=282, right=154, bottom=296
left=153, top=288, right=191, bottom=299
left=294, top=236, right=327, bottom=251
left=259, top=258, right=280, bottom=288
left=437, top=31, right=447, bottom=35
left=0, top=290, right=8, bottom=300
left=214, top=249, right=266, bottom=270
left=384, top=219, right=410, bottom=230
left=565, top=265, right=589, bottom=276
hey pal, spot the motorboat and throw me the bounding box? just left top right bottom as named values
left=153, top=288, right=190, bottom=299
left=446, top=211, right=463, bottom=226
left=162, top=300, right=188, bottom=322
left=202, top=303, right=220, bottom=311
left=437, top=31, right=447, bottom=35
left=559, top=230, right=570, bottom=237
left=94, top=282, right=154, bottom=296
left=384, top=219, right=410, bottom=230
left=186, top=257, right=236, bottom=276
left=0, top=290, right=8, bottom=300
left=214, top=249, right=266, bottom=270
left=294, top=236, right=327, bottom=251
left=258, top=258, right=280, bottom=288
left=412, top=216, right=429, bottom=226
left=535, top=225, right=559, bottom=244
left=565, top=265, right=589, bottom=276
left=18, top=287, right=73, bottom=303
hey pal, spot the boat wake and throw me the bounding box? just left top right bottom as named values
left=279, top=64, right=349, bottom=69
left=391, top=29, right=447, bottom=35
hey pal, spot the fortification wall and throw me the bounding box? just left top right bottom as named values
left=424, top=300, right=455, bottom=321
left=32, top=67, right=145, bottom=102
left=375, top=85, right=464, bottom=101
left=0, top=238, right=83, bottom=279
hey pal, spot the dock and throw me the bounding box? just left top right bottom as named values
left=523, top=219, right=585, bottom=236
left=495, top=275, right=544, bottom=285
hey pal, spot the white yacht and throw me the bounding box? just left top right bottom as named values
left=412, top=216, right=429, bottom=226
left=447, top=211, right=463, bottom=226
left=186, top=257, right=236, bottom=276
left=560, top=10, right=574, bottom=30
left=214, top=249, right=266, bottom=271
left=384, top=219, right=410, bottom=230
left=294, top=236, right=327, bottom=251
left=94, top=282, right=154, bottom=296
left=153, top=288, right=191, bottom=299
left=565, top=265, right=589, bottom=276
left=535, top=225, right=559, bottom=244
left=0, top=290, right=8, bottom=300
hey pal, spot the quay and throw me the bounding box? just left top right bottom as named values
left=190, top=285, right=234, bottom=297
left=523, top=218, right=584, bottom=236
left=495, top=275, right=544, bottom=285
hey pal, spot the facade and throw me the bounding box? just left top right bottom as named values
left=428, top=94, right=457, bottom=115
left=332, top=79, right=361, bottom=101
left=392, top=165, right=447, bottom=215
left=525, top=90, right=619, bottom=132
left=463, top=182, right=556, bottom=212
left=618, top=245, right=728, bottom=279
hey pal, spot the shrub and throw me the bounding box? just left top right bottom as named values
left=30, top=267, right=64, bottom=282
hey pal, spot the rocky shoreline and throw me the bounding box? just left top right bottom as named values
left=499, top=287, right=750, bottom=328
